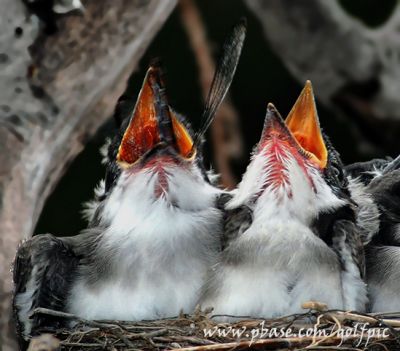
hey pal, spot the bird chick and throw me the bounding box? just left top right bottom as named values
left=345, top=155, right=400, bottom=312
left=13, top=19, right=247, bottom=343
left=200, top=83, right=367, bottom=319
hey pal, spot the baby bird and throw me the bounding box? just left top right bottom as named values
left=345, top=155, right=400, bottom=311
left=200, top=83, right=367, bottom=318
left=12, top=64, right=218, bottom=340
left=13, top=19, right=247, bottom=342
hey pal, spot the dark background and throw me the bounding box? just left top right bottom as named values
left=35, top=0, right=398, bottom=236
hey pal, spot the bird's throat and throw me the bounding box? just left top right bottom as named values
left=154, top=168, right=169, bottom=198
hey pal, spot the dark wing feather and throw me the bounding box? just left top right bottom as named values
left=330, top=219, right=367, bottom=311
left=331, top=219, right=366, bottom=279
left=13, top=234, right=79, bottom=344
left=368, top=169, right=400, bottom=246
left=217, top=193, right=253, bottom=250
left=344, top=158, right=391, bottom=185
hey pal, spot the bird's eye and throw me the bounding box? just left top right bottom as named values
left=333, top=167, right=340, bottom=178
left=332, top=164, right=347, bottom=186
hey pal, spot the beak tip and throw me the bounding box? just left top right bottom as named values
left=304, top=80, right=314, bottom=96
left=267, top=102, right=277, bottom=112
left=264, top=103, right=285, bottom=128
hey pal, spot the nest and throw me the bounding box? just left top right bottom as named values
left=27, top=305, right=400, bottom=351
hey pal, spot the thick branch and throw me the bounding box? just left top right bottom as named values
left=245, top=0, right=400, bottom=154
left=0, top=1, right=176, bottom=349
left=245, top=0, right=377, bottom=104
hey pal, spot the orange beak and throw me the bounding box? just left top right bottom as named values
left=116, top=65, right=194, bottom=168
left=258, top=103, right=319, bottom=190
left=285, top=81, right=328, bottom=169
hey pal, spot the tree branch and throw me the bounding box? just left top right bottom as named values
left=245, top=0, right=400, bottom=155
left=0, top=1, right=176, bottom=349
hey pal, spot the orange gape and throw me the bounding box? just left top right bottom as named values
left=117, top=66, right=195, bottom=168
left=170, top=110, right=194, bottom=159
left=285, top=81, right=328, bottom=169
left=117, top=68, right=161, bottom=167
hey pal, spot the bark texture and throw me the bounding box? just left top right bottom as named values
left=245, top=0, right=400, bottom=155
left=0, top=0, right=176, bottom=349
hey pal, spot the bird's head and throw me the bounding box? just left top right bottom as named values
left=232, top=82, right=354, bottom=226
left=100, top=64, right=208, bottom=203
left=83, top=19, right=246, bottom=225
left=115, top=64, right=198, bottom=181
left=103, top=18, right=247, bottom=200
left=80, top=64, right=221, bottom=229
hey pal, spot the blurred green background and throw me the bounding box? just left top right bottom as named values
left=35, top=0, right=398, bottom=236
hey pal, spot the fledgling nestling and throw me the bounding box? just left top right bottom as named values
left=13, top=65, right=221, bottom=340
left=13, top=19, right=247, bottom=345
left=345, top=156, right=400, bottom=312
left=66, top=65, right=224, bottom=320
left=200, top=83, right=367, bottom=318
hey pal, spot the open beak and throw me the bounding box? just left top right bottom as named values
left=285, top=81, right=327, bottom=169
left=257, top=103, right=322, bottom=191
left=116, top=65, right=194, bottom=168
left=259, top=103, right=326, bottom=172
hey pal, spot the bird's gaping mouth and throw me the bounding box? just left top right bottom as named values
left=116, top=65, right=194, bottom=169
left=257, top=101, right=327, bottom=193
left=259, top=100, right=327, bottom=169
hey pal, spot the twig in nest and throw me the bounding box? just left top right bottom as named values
left=171, top=334, right=391, bottom=351
left=28, top=307, right=400, bottom=351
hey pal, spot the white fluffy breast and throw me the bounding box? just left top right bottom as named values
left=68, top=164, right=222, bottom=321
left=201, top=218, right=345, bottom=319
left=367, top=246, right=400, bottom=312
